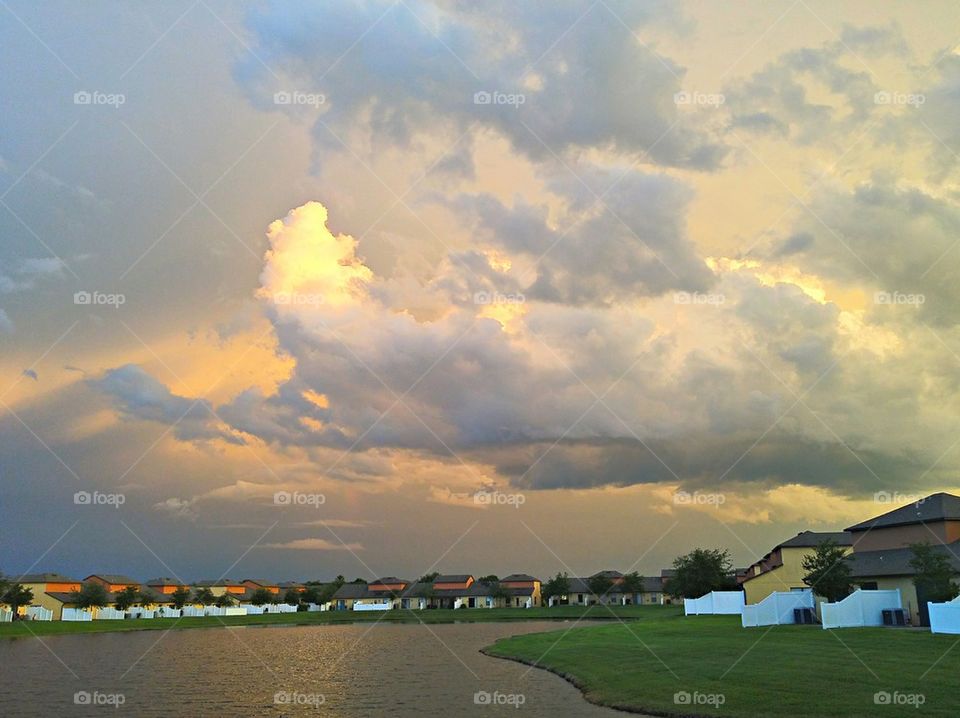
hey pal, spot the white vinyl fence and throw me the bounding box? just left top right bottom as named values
left=62, top=608, right=93, bottom=621
left=244, top=605, right=263, bottom=615
left=182, top=606, right=206, bottom=617
left=0, top=609, right=12, bottom=622
left=821, top=589, right=902, bottom=629
left=96, top=607, right=125, bottom=620
left=353, top=600, right=393, bottom=611
left=742, top=590, right=813, bottom=627
left=928, top=596, right=960, bottom=634
left=154, top=608, right=181, bottom=618
left=127, top=608, right=156, bottom=619
left=684, top=591, right=745, bottom=616
left=25, top=606, right=53, bottom=621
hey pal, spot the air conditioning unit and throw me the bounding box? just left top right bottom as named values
left=882, top=608, right=907, bottom=626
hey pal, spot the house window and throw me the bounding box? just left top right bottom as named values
left=577, top=594, right=584, bottom=604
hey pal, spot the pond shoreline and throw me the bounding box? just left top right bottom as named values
left=480, top=646, right=667, bottom=718
left=0, top=605, right=683, bottom=640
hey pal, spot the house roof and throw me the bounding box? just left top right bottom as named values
left=277, top=581, right=305, bottom=589
left=195, top=579, right=244, bottom=587
left=145, top=577, right=186, bottom=586
left=242, top=578, right=279, bottom=587
left=846, top=493, right=960, bottom=532
left=778, top=531, right=853, bottom=549
left=15, top=573, right=80, bottom=584
left=85, top=574, right=139, bottom=585
left=611, top=577, right=663, bottom=593
left=400, top=582, right=433, bottom=598
left=370, top=577, right=408, bottom=585
left=434, top=574, right=473, bottom=583
left=332, top=583, right=375, bottom=599
left=849, top=542, right=960, bottom=578
left=500, top=574, right=538, bottom=582
left=589, top=570, right=624, bottom=580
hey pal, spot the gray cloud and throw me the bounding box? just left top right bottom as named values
left=239, top=0, right=726, bottom=171
left=92, top=364, right=244, bottom=445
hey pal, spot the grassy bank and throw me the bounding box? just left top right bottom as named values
left=483, top=615, right=960, bottom=717
left=0, top=604, right=681, bottom=639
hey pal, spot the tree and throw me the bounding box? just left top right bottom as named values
left=1, top=583, right=34, bottom=618
left=215, top=593, right=235, bottom=608
left=114, top=585, right=140, bottom=611
left=301, top=586, right=321, bottom=605
left=418, top=572, right=440, bottom=583
left=910, top=542, right=959, bottom=603
left=587, top=574, right=614, bottom=601
left=194, top=587, right=216, bottom=606
left=318, top=577, right=345, bottom=606
left=542, top=572, right=570, bottom=605
left=283, top=588, right=302, bottom=605
left=490, top=583, right=509, bottom=607
left=801, top=539, right=852, bottom=602
left=170, top=586, right=191, bottom=609
left=620, top=572, right=645, bottom=602
left=250, top=588, right=273, bottom=606
left=478, top=575, right=499, bottom=584
left=72, top=582, right=109, bottom=610
left=668, top=548, right=737, bottom=598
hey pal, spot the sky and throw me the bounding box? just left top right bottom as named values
left=2, top=0, right=960, bottom=584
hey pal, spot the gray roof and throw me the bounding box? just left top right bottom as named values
left=500, top=574, right=539, bottom=582
left=195, top=579, right=244, bottom=587
left=85, top=574, right=139, bottom=585
left=400, top=582, right=434, bottom=598
left=332, top=583, right=377, bottom=600
left=434, top=574, right=473, bottom=583
left=15, top=573, right=80, bottom=584
left=590, top=570, right=624, bottom=579
left=777, top=531, right=853, bottom=549
left=849, top=542, right=960, bottom=578
left=242, top=578, right=278, bottom=587
left=846, top=493, right=960, bottom=532
left=145, top=577, right=185, bottom=586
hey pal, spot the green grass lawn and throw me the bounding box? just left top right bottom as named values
left=0, top=604, right=679, bottom=639
left=483, top=614, right=960, bottom=717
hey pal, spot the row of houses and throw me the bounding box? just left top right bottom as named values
left=6, top=575, right=314, bottom=620
left=739, top=492, right=960, bottom=626
left=329, top=571, right=669, bottom=611
left=3, top=569, right=676, bottom=621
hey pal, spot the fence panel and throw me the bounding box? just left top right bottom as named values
left=821, top=589, right=902, bottom=629
left=742, top=590, right=813, bottom=627
left=62, top=608, right=93, bottom=621
left=25, top=606, right=54, bottom=621
left=685, top=591, right=744, bottom=616
left=928, top=597, right=960, bottom=634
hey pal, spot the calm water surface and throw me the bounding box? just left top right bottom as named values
left=0, top=621, right=630, bottom=716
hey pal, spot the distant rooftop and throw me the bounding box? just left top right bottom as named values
left=846, top=493, right=960, bottom=532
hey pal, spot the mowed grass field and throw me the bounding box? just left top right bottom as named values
left=0, top=603, right=681, bottom=639
left=484, top=614, right=960, bottom=717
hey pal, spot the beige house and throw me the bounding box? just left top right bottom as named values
left=846, top=493, right=960, bottom=626
left=741, top=532, right=854, bottom=605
